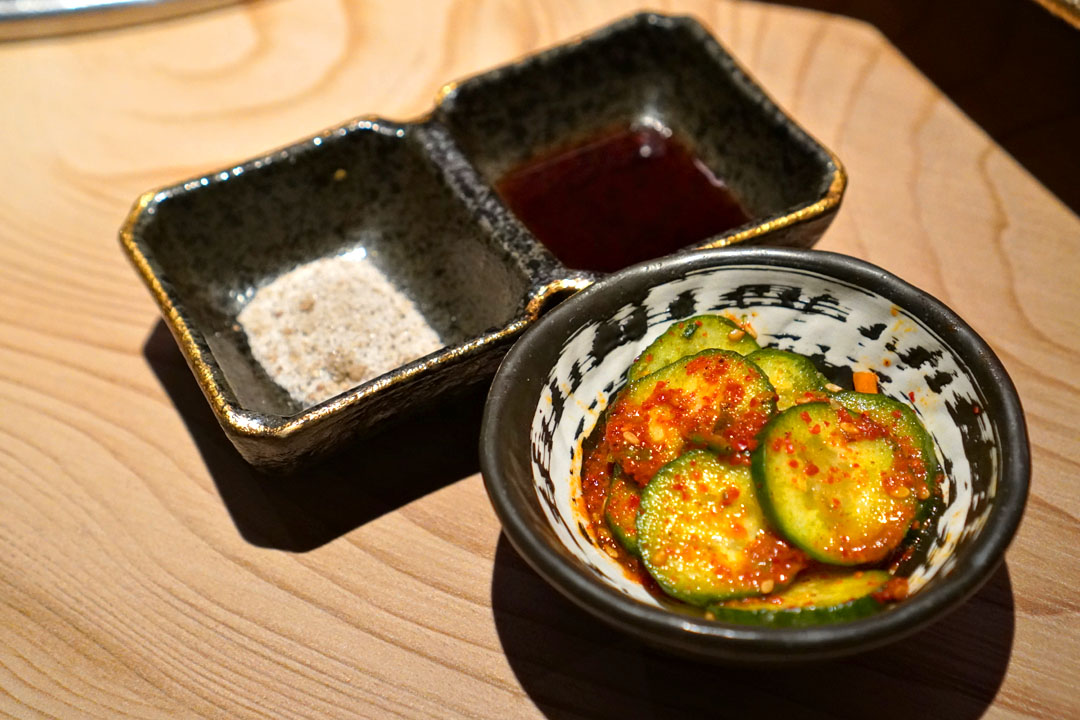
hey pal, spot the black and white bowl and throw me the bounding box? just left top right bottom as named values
left=480, top=247, right=1029, bottom=663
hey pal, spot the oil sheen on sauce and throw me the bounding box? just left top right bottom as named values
left=496, top=126, right=751, bottom=273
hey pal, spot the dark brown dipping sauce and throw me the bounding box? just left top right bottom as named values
left=496, top=126, right=751, bottom=273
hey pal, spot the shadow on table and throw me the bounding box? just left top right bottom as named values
left=491, top=536, right=1014, bottom=720
left=759, top=0, right=1080, bottom=215
left=143, top=320, right=485, bottom=552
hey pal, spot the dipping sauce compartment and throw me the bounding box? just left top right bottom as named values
left=495, top=126, right=752, bottom=273
left=121, top=11, right=846, bottom=469
left=436, top=13, right=845, bottom=265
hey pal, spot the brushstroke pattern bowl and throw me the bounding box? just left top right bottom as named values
left=480, top=247, right=1028, bottom=663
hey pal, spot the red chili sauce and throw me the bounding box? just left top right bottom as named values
left=604, top=354, right=775, bottom=486
left=580, top=379, right=935, bottom=600
left=496, top=126, right=752, bottom=273
left=782, top=405, right=935, bottom=565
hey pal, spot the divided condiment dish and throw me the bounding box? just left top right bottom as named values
left=121, top=12, right=846, bottom=468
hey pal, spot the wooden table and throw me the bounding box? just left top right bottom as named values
left=2, top=1, right=1077, bottom=717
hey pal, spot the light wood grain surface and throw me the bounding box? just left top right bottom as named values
left=1, top=1, right=1078, bottom=718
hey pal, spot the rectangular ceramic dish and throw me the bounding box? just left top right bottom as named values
left=120, top=11, right=846, bottom=469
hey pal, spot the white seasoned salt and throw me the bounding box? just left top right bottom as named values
left=238, top=252, right=443, bottom=408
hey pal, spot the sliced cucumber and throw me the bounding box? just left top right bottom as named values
left=637, top=450, right=807, bottom=606
left=832, top=391, right=941, bottom=498
left=628, top=315, right=760, bottom=381
left=603, top=471, right=641, bottom=556
left=751, top=402, right=923, bottom=565
left=745, top=348, right=829, bottom=410
left=604, top=349, right=777, bottom=484
left=708, top=569, right=898, bottom=626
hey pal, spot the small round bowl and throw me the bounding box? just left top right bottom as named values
left=479, top=247, right=1029, bottom=663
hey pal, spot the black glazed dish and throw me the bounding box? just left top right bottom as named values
left=434, top=12, right=845, bottom=250
left=479, top=248, right=1029, bottom=663
left=120, top=12, right=845, bottom=469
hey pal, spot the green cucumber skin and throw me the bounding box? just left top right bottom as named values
left=590, top=318, right=943, bottom=618
left=637, top=450, right=802, bottom=606
left=707, top=569, right=893, bottom=627
left=745, top=348, right=829, bottom=410
left=628, top=315, right=760, bottom=381
left=708, top=595, right=886, bottom=627
left=832, top=391, right=942, bottom=501
left=603, top=475, right=641, bottom=557
left=606, top=349, right=777, bottom=485
left=751, top=403, right=918, bottom=566
left=831, top=391, right=944, bottom=546
left=750, top=407, right=839, bottom=565
left=750, top=431, right=804, bottom=561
